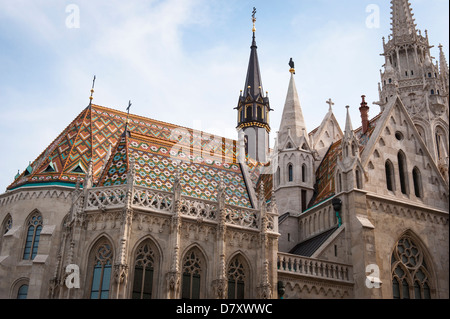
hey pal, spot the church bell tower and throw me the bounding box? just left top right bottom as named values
left=236, top=8, right=272, bottom=163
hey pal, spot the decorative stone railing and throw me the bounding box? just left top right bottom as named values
left=180, top=198, right=217, bottom=222
left=225, top=205, right=259, bottom=230
left=133, top=186, right=173, bottom=212
left=277, top=252, right=353, bottom=283
left=83, top=185, right=278, bottom=233
left=86, top=186, right=127, bottom=209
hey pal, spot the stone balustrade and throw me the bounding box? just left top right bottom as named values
left=83, top=185, right=278, bottom=233
left=277, top=252, right=353, bottom=283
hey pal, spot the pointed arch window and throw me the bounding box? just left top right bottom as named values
left=276, top=167, right=281, bottom=186
left=182, top=250, right=202, bottom=299
left=385, top=160, right=395, bottom=192
left=355, top=169, right=362, bottom=189
left=257, top=106, right=263, bottom=121
left=132, top=241, right=156, bottom=299
left=227, top=256, right=247, bottom=299
left=2, top=214, right=12, bottom=235
left=288, top=164, right=293, bottom=182
left=391, top=236, right=432, bottom=299
left=89, top=241, right=113, bottom=299
left=302, top=164, right=307, bottom=183
left=412, top=167, right=422, bottom=198
left=23, top=212, right=43, bottom=260
left=17, top=284, right=28, bottom=299
left=245, top=106, right=252, bottom=121
left=398, top=151, right=409, bottom=195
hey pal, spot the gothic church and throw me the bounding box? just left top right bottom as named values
left=0, top=0, right=448, bottom=299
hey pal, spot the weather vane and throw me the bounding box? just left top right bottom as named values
left=89, top=75, right=96, bottom=105
left=252, top=7, right=257, bottom=32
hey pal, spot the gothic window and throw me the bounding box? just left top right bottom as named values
left=435, top=126, right=448, bottom=161
left=17, top=284, right=28, bottom=299
left=132, top=240, right=156, bottom=299
left=182, top=250, right=202, bottom=299
left=276, top=167, right=281, bottom=186
left=385, top=160, right=395, bottom=192
left=431, top=89, right=435, bottom=95
left=301, top=189, right=307, bottom=212
left=412, top=167, right=422, bottom=198
left=244, top=135, right=249, bottom=157
left=391, top=236, right=432, bottom=299
left=257, top=106, right=263, bottom=121
left=245, top=106, right=252, bottom=121
left=23, top=211, right=43, bottom=260
left=288, top=164, right=293, bottom=182
left=227, top=256, right=246, bottom=299
left=2, top=214, right=12, bottom=235
left=398, top=151, right=409, bottom=195
left=355, top=169, right=362, bottom=189
left=89, top=240, right=113, bottom=299
left=302, top=164, right=307, bottom=183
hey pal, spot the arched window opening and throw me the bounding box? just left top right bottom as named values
left=257, top=106, right=263, bottom=121
left=288, top=164, right=293, bottom=182
left=385, top=160, right=395, bottom=192
left=391, top=236, right=432, bottom=299
left=245, top=106, right=252, bottom=121
left=2, top=214, right=12, bottom=236
left=356, top=169, right=362, bottom=189
left=132, top=241, right=156, bottom=299
left=227, top=257, right=246, bottom=299
left=276, top=167, right=281, bottom=186
left=182, top=250, right=202, bottom=299
left=412, top=167, right=422, bottom=198
left=302, top=164, right=307, bottom=183
left=89, top=241, right=113, bottom=299
left=23, top=212, right=43, bottom=260
left=398, top=151, right=408, bottom=195
left=17, top=284, right=28, bottom=299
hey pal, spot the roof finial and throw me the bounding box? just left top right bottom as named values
left=252, top=7, right=257, bottom=33
left=326, top=98, right=335, bottom=111
left=124, top=100, right=132, bottom=137
left=89, top=75, right=96, bottom=105
left=289, top=58, right=295, bottom=74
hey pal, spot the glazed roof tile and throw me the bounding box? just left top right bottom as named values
left=8, top=104, right=253, bottom=208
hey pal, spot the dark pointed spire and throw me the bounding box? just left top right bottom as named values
left=243, top=7, right=264, bottom=100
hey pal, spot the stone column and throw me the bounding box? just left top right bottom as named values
left=166, top=169, right=182, bottom=299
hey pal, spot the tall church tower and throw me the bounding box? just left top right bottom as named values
left=376, top=0, right=449, bottom=177
left=236, top=8, right=271, bottom=163
left=274, top=62, right=315, bottom=215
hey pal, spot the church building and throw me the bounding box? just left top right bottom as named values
left=0, top=0, right=448, bottom=299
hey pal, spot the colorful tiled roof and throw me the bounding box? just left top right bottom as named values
left=8, top=104, right=253, bottom=208
left=97, top=130, right=252, bottom=208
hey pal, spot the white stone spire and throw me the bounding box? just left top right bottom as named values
left=344, top=105, right=354, bottom=140
left=278, top=67, right=307, bottom=148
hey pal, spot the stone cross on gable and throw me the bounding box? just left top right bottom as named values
left=326, top=98, right=335, bottom=111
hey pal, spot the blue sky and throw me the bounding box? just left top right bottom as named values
left=0, top=0, right=448, bottom=192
